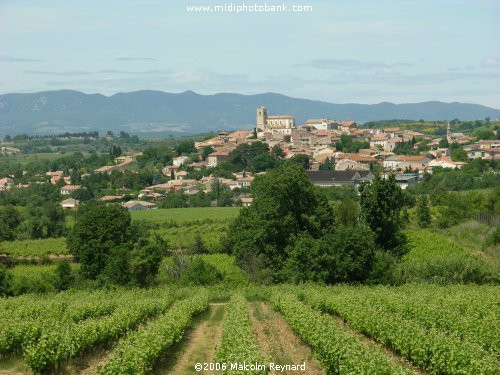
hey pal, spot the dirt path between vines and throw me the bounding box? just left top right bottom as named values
left=248, top=301, right=325, bottom=375
left=156, top=303, right=226, bottom=375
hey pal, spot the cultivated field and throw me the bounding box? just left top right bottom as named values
left=0, top=284, right=498, bottom=374
left=131, top=207, right=241, bottom=223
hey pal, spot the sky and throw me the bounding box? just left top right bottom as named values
left=1, top=0, right=499, bottom=107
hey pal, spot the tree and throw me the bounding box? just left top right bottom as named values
left=416, top=195, right=431, bottom=228
left=438, top=138, right=449, bottom=148
left=0, top=264, right=12, bottom=296
left=252, top=153, right=278, bottom=172
left=288, top=154, right=310, bottom=170
left=228, top=142, right=270, bottom=171
left=67, top=202, right=134, bottom=281
left=3, top=135, right=11, bottom=142
left=226, top=163, right=334, bottom=281
left=284, top=225, right=376, bottom=284
left=191, top=233, right=208, bottom=254
left=0, top=206, right=22, bottom=241
left=271, top=144, right=286, bottom=159
left=359, top=174, right=408, bottom=256
left=450, top=143, right=468, bottom=162
left=109, top=145, right=122, bottom=159
left=201, top=146, right=214, bottom=160
left=175, top=140, right=196, bottom=156
left=137, top=145, right=174, bottom=168
left=129, top=237, right=163, bottom=287
left=319, top=157, right=335, bottom=170
left=53, top=261, right=74, bottom=291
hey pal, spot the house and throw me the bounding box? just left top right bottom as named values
left=0, top=177, right=14, bottom=191
left=60, top=185, right=81, bottom=195
left=207, top=150, right=229, bottom=167
left=301, top=119, right=337, bottom=130
left=383, top=155, right=430, bottom=171
left=175, top=171, right=188, bottom=180
left=393, top=174, right=419, bottom=189
left=173, top=156, right=190, bottom=167
left=100, top=195, right=125, bottom=202
left=0, top=146, right=20, bottom=155
left=478, top=140, right=500, bottom=149
left=60, top=198, right=79, bottom=210
left=335, top=158, right=370, bottom=171
left=241, top=197, right=253, bottom=207
left=122, top=200, right=158, bottom=211
left=338, top=121, right=357, bottom=133
left=467, top=147, right=500, bottom=160
left=305, top=170, right=374, bottom=187
left=428, top=157, right=466, bottom=169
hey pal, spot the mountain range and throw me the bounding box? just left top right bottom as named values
left=1, top=90, right=499, bottom=137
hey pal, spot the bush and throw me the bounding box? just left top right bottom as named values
left=0, top=264, right=12, bottom=296
left=180, top=258, right=223, bottom=285
left=53, top=260, right=74, bottom=291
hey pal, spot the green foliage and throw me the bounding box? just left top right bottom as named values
left=359, top=174, right=408, bottom=256
left=100, top=293, right=209, bottom=375
left=53, top=260, right=74, bottom=291
left=128, top=237, right=164, bottom=287
left=23, top=289, right=177, bottom=373
left=191, top=233, right=209, bottom=254
left=0, top=264, right=12, bottom=297
left=335, top=134, right=369, bottom=153
left=251, top=152, right=278, bottom=172
left=216, top=294, right=266, bottom=375
left=288, top=153, right=310, bottom=169
left=334, top=198, right=360, bottom=226
left=137, top=144, right=173, bottom=168
left=416, top=195, right=431, bottom=227
left=67, top=202, right=134, bottom=282
left=180, top=257, right=224, bottom=285
left=271, top=291, right=410, bottom=374
left=449, top=142, right=468, bottom=162
left=271, top=144, right=285, bottom=159
left=284, top=225, right=376, bottom=284
left=394, top=229, right=499, bottom=284
left=302, top=284, right=500, bottom=374
left=0, top=237, right=68, bottom=256
left=318, top=157, right=335, bottom=170
left=0, top=206, right=22, bottom=241
left=201, top=146, right=214, bottom=160
left=228, top=141, right=270, bottom=171
left=131, top=207, right=240, bottom=223
left=226, top=163, right=334, bottom=282
left=175, top=139, right=196, bottom=156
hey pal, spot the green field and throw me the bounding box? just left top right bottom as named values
left=131, top=207, right=241, bottom=223
left=0, top=284, right=497, bottom=374
left=0, top=238, right=68, bottom=257
left=396, top=229, right=499, bottom=284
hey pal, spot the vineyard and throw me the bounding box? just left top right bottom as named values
left=0, top=284, right=498, bottom=374
left=0, top=238, right=68, bottom=257
left=131, top=207, right=241, bottom=223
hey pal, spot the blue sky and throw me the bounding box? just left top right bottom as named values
left=1, top=0, right=499, bottom=107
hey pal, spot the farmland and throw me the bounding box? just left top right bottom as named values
left=0, top=238, right=68, bottom=257
left=0, top=284, right=498, bottom=374
left=131, top=207, right=241, bottom=224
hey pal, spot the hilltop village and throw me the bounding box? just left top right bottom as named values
left=0, top=107, right=498, bottom=211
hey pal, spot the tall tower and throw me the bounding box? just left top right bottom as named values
left=256, top=107, right=267, bottom=132
left=446, top=121, right=451, bottom=144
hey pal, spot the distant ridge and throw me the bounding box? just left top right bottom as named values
left=0, top=90, right=499, bottom=137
